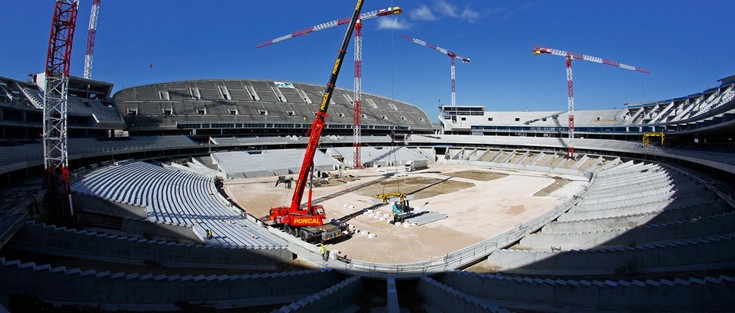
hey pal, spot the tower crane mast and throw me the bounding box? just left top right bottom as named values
left=44, top=0, right=80, bottom=219
left=83, top=0, right=100, bottom=79
left=257, top=6, right=402, bottom=169
left=400, top=35, right=470, bottom=107
left=533, top=46, right=649, bottom=158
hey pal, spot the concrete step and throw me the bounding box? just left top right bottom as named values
left=486, top=233, right=735, bottom=276
left=0, top=257, right=340, bottom=309
left=417, top=276, right=510, bottom=313
left=559, top=194, right=722, bottom=222
left=521, top=211, right=735, bottom=251
left=544, top=198, right=732, bottom=233
left=440, top=271, right=735, bottom=311
left=274, top=276, right=363, bottom=313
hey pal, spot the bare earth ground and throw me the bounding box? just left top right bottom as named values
left=224, top=162, right=587, bottom=264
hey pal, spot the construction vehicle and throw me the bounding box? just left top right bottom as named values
left=404, top=159, right=428, bottom=172
left=388, top=193, right=425, bottom=224
left=267, top=0, right=364, bottom=243
left=275, top=176, right=293, bottom=189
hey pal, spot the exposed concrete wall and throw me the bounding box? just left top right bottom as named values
left=386, top=277, right=399, bottom=313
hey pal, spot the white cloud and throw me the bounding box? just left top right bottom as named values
left=488, top=1, right=543, bottom=19
left=410, top=5, right=438, bottom=21
left=376, top=17, right=411, bottom=30
left=435, top=0, right=459, bottom=18
left=431, top=0, right=481, bottom=23
left=460, top=7, right=480, bottom=23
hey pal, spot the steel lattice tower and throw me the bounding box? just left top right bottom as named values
left=83, top=0, right=100, bottom=79
left=44, top=0, right=79, bottom=217
left=353, top=19, right=363, bottom=169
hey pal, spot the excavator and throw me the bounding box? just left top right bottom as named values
left=267, top=0, right=364, bottom=243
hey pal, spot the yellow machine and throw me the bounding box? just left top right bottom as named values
left=375, top=192, right=408, bottom=205
left=643, top=132, right=665, bottom=147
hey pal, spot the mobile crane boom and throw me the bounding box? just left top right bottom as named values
left=268, top=0, right=364, bottom=242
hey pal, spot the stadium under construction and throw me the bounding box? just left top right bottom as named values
left=0, top=1, right=734, bottom=312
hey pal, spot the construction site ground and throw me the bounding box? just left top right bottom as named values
left=224, top=162, right=588, bottom=264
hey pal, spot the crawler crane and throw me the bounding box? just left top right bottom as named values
left=267, top=0, right=364, bottom=243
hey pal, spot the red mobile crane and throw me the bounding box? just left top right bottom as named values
left=268, top=0, right=365, bottom=242
left=532, top=46, right=649, bottom=158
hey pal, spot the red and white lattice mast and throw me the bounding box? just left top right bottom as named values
left=44, top=0, right=79, bottom=218
left=256, top=6, right=403, bottom=169
left=353, top=19, right=363, bottom=168
left=533, top=46, right=649, bottom=158
left=83, top=0, right=100, bottom=79
left=400, top=35, right=471, bottom=107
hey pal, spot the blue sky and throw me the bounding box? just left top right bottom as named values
left=3, top=1, right=733, bottom=122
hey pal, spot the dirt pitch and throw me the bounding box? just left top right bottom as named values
left=224, top=162, right=588, bottom=264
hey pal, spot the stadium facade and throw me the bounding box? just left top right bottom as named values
left=112, top=79, right=435, bottom=138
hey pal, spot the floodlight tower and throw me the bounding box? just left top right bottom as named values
left=256, top=6, right=403, bottom=169
left=533, top=46, right=649, bottom=158
left=44, top=0, right=80, bottom=218
left=400, top=35, right=471, bottom=107
left=83, top=0, right=101, bottom=79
